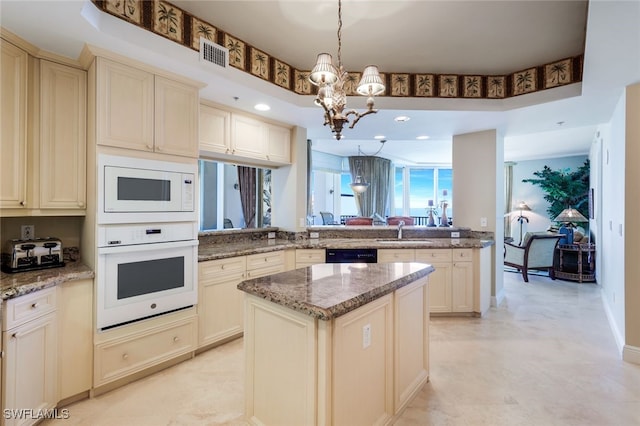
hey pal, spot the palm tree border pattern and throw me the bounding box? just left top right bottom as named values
left=93, top=0, right=583, bottom=101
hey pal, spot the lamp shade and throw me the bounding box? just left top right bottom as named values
left=554, top=208, right=588, bottom=223
left=350, top=176, right=369, bottom=193
left=309, top=53, right=338, bottom=86
left=516, top=201, right=531, bottom=211
left=356, top=65, right=385, bottom=96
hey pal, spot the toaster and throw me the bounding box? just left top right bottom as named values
left=1, top=237, right=64, bottom=273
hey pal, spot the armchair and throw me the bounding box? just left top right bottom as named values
left=504, top=233, right=562, bottom=282
left=319, top=211, right=340, bottom=225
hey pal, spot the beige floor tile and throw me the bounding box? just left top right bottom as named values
left=42, top=272, right=640, bottom=425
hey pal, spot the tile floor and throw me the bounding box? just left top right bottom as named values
left=43, top=272, right=640, bottom=426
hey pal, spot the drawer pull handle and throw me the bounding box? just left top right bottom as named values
left=31, top=302, right=39, bottom=309
left=173, top=336, right=179, bottom=343
left=122, top=353, right=129, bottom=360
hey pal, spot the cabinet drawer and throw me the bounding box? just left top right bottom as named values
left=246, top=264, right=284, bottom=279
left=199, top=256, right=246, bottom=279
left=95, top=316, right=196, bottom=386
left=415, top=249, right=453, bottom=262
left=295, top=249, right=325, bottom=264
left=3, top=287, right=57, bottom=330
left=452, top=249, right=473, bottom=261
left=246, top=250, right=285, bottom=271
left=378, top=249, right=415, bottom=263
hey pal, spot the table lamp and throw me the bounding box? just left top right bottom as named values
left=554, top=207, right=588, bottom=244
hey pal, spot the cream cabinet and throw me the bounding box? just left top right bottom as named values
left=39, top=60, right=87, bottom=210
left=378, top=248, right=415, bottom=263
left=95, top=57, right=199, bottom=158
left=295, top=249, right=325, bottom=268
left=451, top=249, right=474, bottom=313
left=57, top=279, right=93, bottom=402
left=0, top=40, right=29, bottom=210
left=415, top=249, right=453, bottom=313
left=2, top=288, right=58, bottom=426
left=94, top=308, right=197, bottom=388
left=246, top=250, right=286, bottom=278
left=199, top=102, right=231, bottom=155
left=198, top=256, right=246, bottom=348
left=230, top=113, right=291, bottom=165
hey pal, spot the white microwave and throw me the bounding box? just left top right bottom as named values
left=98, top=154, right=197, bottom=224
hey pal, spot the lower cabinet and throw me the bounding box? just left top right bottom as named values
left=198, top=257, right=246, bottom=348
left=295, top=249, right=325, bottom=268
left=93, top=308, right=197, bottom=389
left=451, top=250, right=474, bottom=312
left=2, top=288, right=58, bottom=426
left=57, top=279, right=93, bottom=402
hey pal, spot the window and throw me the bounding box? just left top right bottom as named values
left=394, top=166, right=453, bottom=221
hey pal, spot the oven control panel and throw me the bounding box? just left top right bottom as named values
left=97, top=222, right=197, bottom=247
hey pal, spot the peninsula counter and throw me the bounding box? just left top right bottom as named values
left=238, top=262, right=435, bottom=426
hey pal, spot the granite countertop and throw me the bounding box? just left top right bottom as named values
left=237, top=262, right=434, bottom=320
left=0, top=262, right=94, bottom=300
left=198, top=237, right=493, bottom=261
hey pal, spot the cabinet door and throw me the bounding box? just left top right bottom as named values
left=230, top=113, right=266, bottom=159
left=3, top=313, right=58, bottom=426
left=199, top=103, right=231, bottom=154
left=451, top=261, right=474, bottom=312
left=57, top=279, right=93, bottom=401
left=39, top=60, right=87, bottom=209
left=0, top=41, right=28, bottom=209
left=155, top=75, right=199, bottom=158
left=96, top=57, right=154, bottom=151
left=425, top=262, right=452, bottom=313
left=265, top=123, right=291, bottom=164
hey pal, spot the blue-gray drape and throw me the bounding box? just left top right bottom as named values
left=348, top=156, right=391, bottom=218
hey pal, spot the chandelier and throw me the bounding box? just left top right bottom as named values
left=308, top=0, right=385, bottom=140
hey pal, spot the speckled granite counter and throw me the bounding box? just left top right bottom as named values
left=237, top=262, right=434, bottom=320
left=0, top=262, right=94, bottom=300
left=198, top=237, right=493, bottom=261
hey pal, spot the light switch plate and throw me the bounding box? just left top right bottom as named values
left=362, top=324, right=371, bottom=349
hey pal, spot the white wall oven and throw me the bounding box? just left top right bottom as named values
left=98, top=154, right=197, bottom=224
left=96, top=222, right=198, bottom=330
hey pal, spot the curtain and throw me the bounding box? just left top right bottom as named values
left=504, top=162, right=515, bottom=239
left=348, top=156, right=391, bottom=217
left=237, top=166, right=257, bottom=228
left=306, top=139, right=313, bottom=223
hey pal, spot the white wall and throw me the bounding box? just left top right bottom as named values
left=510, top=155, right=589, bottom=240
left=599, top=92, right=626, bottom=352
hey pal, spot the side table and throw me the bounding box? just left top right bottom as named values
left=554, top=243, right=596, bottom=283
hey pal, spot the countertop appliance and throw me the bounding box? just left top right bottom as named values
left=2, top=237, right=64, bottom=273
left=325, top=248, right=378, bottom=263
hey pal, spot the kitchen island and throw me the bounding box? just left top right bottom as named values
left=238, top=262, right=434, bottom=426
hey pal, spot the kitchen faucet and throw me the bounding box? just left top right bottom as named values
left=397, top=220, right=405, bottom=240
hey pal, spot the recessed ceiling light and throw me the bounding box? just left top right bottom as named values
left=416, top=135, right=430, bottom=140
left=254, top=103, right=270, bottom=111
left=374, top=135, right=386, bottom=140
left=394, top=115, right=411, bottom=122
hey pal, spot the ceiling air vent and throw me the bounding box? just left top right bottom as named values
left=199, top=38, right=228, bottom=68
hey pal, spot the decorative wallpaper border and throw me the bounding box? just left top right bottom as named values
left=93, top=0, right=583, bottom=99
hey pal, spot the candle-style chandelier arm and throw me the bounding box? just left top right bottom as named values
left=345, top=107, right=378, bottom=129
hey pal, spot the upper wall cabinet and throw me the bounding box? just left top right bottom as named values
left=1, top=35, right=87, bottom=216
left=96, top=57, right=199, bottom=158
left=39, top=60, right=87, bottom=210
left=199, top=101, right=291, bottom=167
left=0, top=40, right=28, bottom=210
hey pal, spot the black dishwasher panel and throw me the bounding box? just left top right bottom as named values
left=325, top=248, right=377, bottom=263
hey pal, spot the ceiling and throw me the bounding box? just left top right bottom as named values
left=1, top=1, right=639, bottom=165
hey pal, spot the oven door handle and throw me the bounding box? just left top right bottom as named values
left=98, top=239, right=198, bottom=254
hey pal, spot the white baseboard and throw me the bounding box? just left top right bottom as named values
left=600, top=288, right=625, bottom=355
left=491, top=287, right=505, bottom=308
left=623, top=345, right=640, bottom=365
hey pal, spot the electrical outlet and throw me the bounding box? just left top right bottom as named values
left=362, top=324, right=371, bottom=349
left=21, top=225, right=35, bottom=240
left=310, top=232, right=319, bottom=239
left=451, top=231, right=460, bottom=238
left=480, top=217, right=488, bottom=227
left=268, top=232, right=276, bottom=239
